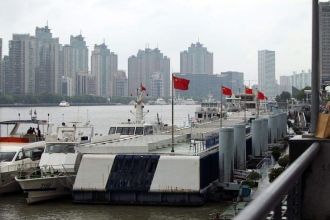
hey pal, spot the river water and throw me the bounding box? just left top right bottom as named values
left=0, top=105, right=228, bottom=220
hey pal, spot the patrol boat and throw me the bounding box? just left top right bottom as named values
left=16, top=122, right=94, bottom=204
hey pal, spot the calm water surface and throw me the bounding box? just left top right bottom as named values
left=0, top=105, right=227, bottom=219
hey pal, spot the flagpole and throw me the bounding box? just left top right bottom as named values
left=220, top=85, right=223, bottom=128
left=171, top=73, right=174, bottom=153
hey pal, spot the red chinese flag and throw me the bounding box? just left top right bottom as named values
left=245, top=87, right=253, bottom=94
left=222, top=86, right=232, bottom=96
left=265, top=96, right=268, bottom=100
left=141, top=85, right=146, bottom=91
left=173, top=76, right=190, bottom=90
left=258, top=91, right=265, bottom=100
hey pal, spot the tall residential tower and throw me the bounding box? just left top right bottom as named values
left=258, top=50, right=276, bottom=98
left=180, top=42, right=213, bottom=75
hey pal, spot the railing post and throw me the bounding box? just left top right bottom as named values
left=273, top=202, right=282, bottom=220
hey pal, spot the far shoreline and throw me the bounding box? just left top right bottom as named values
left=0, top=103, right=123, bottom=107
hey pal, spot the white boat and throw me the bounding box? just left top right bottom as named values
left=0, top=111, right=51, bottom=194
left=155, top=98, right=167, bottom=105
left=16, top=122, right=94, bottom=204
left=195, top=94, right=225, bottom=121
left=59, top=101, right=70, bottom=107
left=0, top=141, right=45, bottom=194
left=185, top=98, right=197, bottom=105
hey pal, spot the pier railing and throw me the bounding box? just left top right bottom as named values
left=234, top=142, right=320, bottom=220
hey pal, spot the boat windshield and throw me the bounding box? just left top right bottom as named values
left=0, top=152, right=16, bottom=162
left=109, top=127, right=116, bottom=134
left=45, top=144, right=76, bottom=153
left=135, top=127, right=143, bottom=135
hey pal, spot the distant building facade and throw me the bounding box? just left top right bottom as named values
left=319, top=2, right=330, bottom=85
left=0, top=38, right=2, bottom=94
left=150, top=72, right=163, bottom=98
left=112, top=70, right=128, bottom=97
left=128, top=48, right=170, bottom=97
left=279, top=75, right=292, bottom=94
left=8, top=34, right=36, bottom=94
left=91, top=43, right=117, bottom=97
left=258, top=50, right=276, bottom=98
left=174, top=73, right=229, bottom=99
left=291, top=70, right=311, bottom=90
left=76, top=71, right=96, bottom=95
left=180, top=42, right=213, bottom=75
left=221, top=71, right=244, bottom=94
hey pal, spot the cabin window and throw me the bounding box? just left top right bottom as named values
left=15, top=151, right=25, bottom=161
left=128, top=127, right=135, bottom=135
left=198, top=113, right=203, bottom=118
left=109, top=127, right=116, bottom=135
left=0, top=152, right=16, bottom=162
left=144, top=126, right=153, bottom=135
left=135, top=127, right=143, bottom=135
left=122, top=127, right=129, bottom=135
left=116, top=127, right=123, bottom=134
left=45, top=144, right=76, bottom=153
left=25, top=149, right=44, bottom=161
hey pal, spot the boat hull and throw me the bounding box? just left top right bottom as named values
left=0, top=171, right=21, bottom=193
left=16, top=176, right=75, bottom=204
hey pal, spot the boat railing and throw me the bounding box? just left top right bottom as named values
left=234, top=142, right=320, bottom=220
left=1, top=162, right=39, bottom=173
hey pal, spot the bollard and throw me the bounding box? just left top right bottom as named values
left=219, top=127, right=234, bottom=183
left=252, top=119, right=263, bottom=157
left=268, top=114, right=278, bottom=144
left=234, top=124, right=246, bottom=170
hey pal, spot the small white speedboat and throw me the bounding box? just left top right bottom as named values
left=59, top=101, right=70, bottom=107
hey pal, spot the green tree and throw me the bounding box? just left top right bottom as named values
left=280, top=91, right=291, bottom=101
left=247, top=171, right=261, bottom=183
left=278, top=155, right=290, bottom=168
left=268, top=168, right=285, bottom=183
left=295, top=86, right=311, bottom=101
left=275, top=95, right=281, bottom=102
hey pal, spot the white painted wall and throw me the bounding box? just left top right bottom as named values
left=150, top=156, right=200, bottom=193
left=73, top=154, right=115, bottom=191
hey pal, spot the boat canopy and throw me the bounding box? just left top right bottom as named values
left=0, top=120, right=48, bottom=125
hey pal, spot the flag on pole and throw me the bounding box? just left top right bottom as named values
left=258, top=91, right=265, bottom=100
left=173, top=76, right=190, bottom=90
left=265, top=96, right=268, bottom=100
left=222, top=86, right=232, bottom=96
left=245, top=87, right=253, bottom=94
left=141, top=85, right=146, bottom=91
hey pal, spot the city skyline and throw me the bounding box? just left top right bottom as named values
left=0, top=0, right=312, bottom=82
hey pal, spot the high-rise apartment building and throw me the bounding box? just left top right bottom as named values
left=150, top=72, right=163, bottom=98
left=35, top=25, right=61, bottom=94
left=279, top=75, right=292, bottom=94
left=0, top=38, right=2, bottom=94
left=128, top=48, right=170, bottom=97
left=319, top=2, right=330, bottom=85
left=112, top=70, right=128, bottom=97
left=3, top=56, right=10, bottom=94
left=91, top=43, right=117, bottom=97
left=221, top=71, right=244, bottom=94
left=258, top=50, right=276, bottom=98
left=8, top=34, right=36, bottom=94
left=291, top=70, right=311, bottom=90
left=180, top=42, right=213, bottom=75
left=76, top=71, right=96, bottom=95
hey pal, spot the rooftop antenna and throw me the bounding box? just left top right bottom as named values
left=103, top=38, right=105, bottom=44
left=198, top=37, right=199, bottom=42
left=80, top=30, right=82, bottom=35
left=157, top=43, right=158, bottom=48
left=47, top=20, right=48, bottom=27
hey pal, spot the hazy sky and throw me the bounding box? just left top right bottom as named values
left=0, top=0, right=314, bottom=84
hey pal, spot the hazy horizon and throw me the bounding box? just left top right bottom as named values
left=0, top=0, right=314, bottom=84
